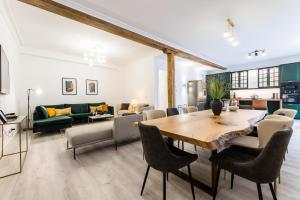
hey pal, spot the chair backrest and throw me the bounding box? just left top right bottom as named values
left=273, top=108, right=297, bottom=119
left=138, top=123, right=173, bottom=171
left=143, top=110, right=166, bottom=120
left=257, top=117, right=294, bottom=148
left=166, top=108, right=179, bottom=116
left=182, top=106, right=198, bottom=113
left=251, top=129, right=293, bottom=183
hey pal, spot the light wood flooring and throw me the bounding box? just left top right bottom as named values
left=0, top=121, right=300, bottom=200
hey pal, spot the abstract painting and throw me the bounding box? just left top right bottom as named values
left=62, top=78, right=77, bottom=95
left=86, top=79, right=98, bottom=95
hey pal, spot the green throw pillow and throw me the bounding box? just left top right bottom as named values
left=40, top=106, right=49, bottom=118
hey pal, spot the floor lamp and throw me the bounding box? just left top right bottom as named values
left=27, top=88, right=43, bottom=130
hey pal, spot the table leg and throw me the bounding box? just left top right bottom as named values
left=211, top=150, right=218, bottom=189
left=167, top=137, right=174, bottom=146
left=1, top=126, right=3, bottom=157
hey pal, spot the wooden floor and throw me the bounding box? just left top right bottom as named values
left=0, top=121, right=300, bottom=200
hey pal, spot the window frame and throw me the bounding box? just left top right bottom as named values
left=230, top=70, right=248, bottom=90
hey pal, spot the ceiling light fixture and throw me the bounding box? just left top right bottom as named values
left=83, top=47, right=107, bottom=66
left=224, top=18, right=239, bottom=46
left=247, top=49, right=266, bottom=59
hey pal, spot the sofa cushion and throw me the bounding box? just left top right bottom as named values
left=70, top=113, right=91, bottom=119
left=66, top=121, right=113, bottom=147
left=33, top=116, right=73, bottom=127
left=65, top=104, right=89, bottom=114
left=88, top=102, right=106, bottom=112
left=120, top=103, right=130, bottom=110
left=35, top=106, right=48, bottom=119
left=47, top=108, right=56, bottom=118
left=56, top=107, right=72, bottom=116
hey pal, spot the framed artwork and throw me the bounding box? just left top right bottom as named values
left=86, top=79, right=98, bottom=95
left=0, top=110, right=7, bottom=124
left=62, top=78, right=77, bottom=95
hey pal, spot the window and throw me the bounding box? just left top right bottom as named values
left=231, top=71, right=248, bottom=89
left=258, top=67, right=279, bottom=88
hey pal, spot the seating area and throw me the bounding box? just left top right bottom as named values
left=1, top=1, right=300, bottom=200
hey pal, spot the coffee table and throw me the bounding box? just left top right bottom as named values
left=88, top=114, right=114, bottom=123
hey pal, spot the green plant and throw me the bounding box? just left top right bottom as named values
left=207, top=77, right=228, bottom=100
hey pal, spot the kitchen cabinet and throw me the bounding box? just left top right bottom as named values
left=280, top=63, right=300, bottom=82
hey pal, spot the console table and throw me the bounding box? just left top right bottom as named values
left=0, top=115, right=28, bottom=178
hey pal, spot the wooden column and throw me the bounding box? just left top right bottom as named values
left=166, top=51, right=175, bottom=108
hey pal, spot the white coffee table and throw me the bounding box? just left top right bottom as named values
left=88, top=114, right=114, bottom=123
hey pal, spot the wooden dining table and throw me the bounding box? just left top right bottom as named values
left=140, top=109, right=267, bottom=196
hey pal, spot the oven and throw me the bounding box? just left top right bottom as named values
left=281, top=82, right=300, bottom=104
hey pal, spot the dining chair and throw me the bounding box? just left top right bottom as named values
left=182, top=106, right=198, bottom=113
left=138, top=123, right=198, bottom=200
left=273, top=108, right=297, bottom=119
left=227, top=116, right=293, bottom=149
left=211, top=128, right=293, bottom=200
left=143, top=110, right=166, bottom=120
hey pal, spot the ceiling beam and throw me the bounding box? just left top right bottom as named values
left=18, top=0, right=226, bottom=70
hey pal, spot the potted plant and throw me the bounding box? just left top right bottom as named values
left=208, top=77, right=228, bottom=116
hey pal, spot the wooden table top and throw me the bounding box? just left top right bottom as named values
left=142, top=109, right=267, bottom=150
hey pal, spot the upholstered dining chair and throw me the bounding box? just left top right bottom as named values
left=211, top=129, right=293, bottom=200
left=143, top=110, right=166, bottom=120
left=227, top=116, right=294, bottom=149
left=182, top=106, right=198, bottom=114
left=273, top=108, right=297, bottom=119
left=138, top=123, right=198, bottom=200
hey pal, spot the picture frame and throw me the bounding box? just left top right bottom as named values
left=62, top=78, right=77, bottom=95
left=86, top=79, right=98, bottom=95
left=0, top=110, right=7, bottom=124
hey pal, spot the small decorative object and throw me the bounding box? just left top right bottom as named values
left=86, top=79, right=98, bottom=95
left=208, top=78, right=228, bottom=116
left=0, top=110, right=8, bottom=123
left=62, top=78, right=77, bottom=95
left=229, top=99, right=239, bottom=112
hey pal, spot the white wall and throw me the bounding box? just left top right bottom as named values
left=120, top=51, right=159, bottom=105
left=0, top=3, right=19, bottom=113
left=15, top=54, right=123, bottom=115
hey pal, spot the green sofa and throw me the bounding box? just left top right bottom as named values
left=33, top=102, right=114, bottom=133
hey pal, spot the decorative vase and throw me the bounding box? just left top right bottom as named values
left=212, top=99, right=223, bottom=116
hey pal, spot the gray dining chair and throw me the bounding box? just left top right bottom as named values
left=138, top=123, right=198, bottom=200
left=211, top=129, right=293, bottom=200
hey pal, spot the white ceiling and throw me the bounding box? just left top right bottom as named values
left=7, top=0, right=162, bottom=67
left=57, top=0, right=300, bottom=67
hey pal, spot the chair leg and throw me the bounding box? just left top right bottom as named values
left=194, top=145, right=197, bottom=152
left=140, top=165, right=150, bottom=196
left=178, top=140, right=180, bottom=148
left=230, top=173, right=234, bottom=189
left=73, top=148, right=76, bottom=160
left=187, top=165, right=195, bottom=200
left=213, top=167, right=221, bottom=200
left=163, top=173, right=167, bottom=200
left=182, top=141, right=184, bottom=150
left=257, top=183, right=263, bottom=200
left=269, top=183, right=277, bottom=200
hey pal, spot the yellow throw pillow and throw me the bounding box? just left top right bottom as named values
left=56, top=107, right=72, bottom=116
left=97, top=104, right=109, bottom=112
left=90, top=106, right=97, bottom=113
left=47, top=108, right=56, bottom=117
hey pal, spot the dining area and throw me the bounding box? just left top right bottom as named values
left=137, top=107, right=296, bottom=200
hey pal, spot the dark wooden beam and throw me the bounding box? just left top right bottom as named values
left=18, top=0, right=226, bottom=70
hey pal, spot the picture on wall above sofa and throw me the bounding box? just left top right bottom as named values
left=62, top=78, right=77, bottom=95
left=86, top=79, right=98, bottom=95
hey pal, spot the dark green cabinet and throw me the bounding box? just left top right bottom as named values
left=280, top=63, right=300, bottom=82
left=283, top=103, right=300, bottom=119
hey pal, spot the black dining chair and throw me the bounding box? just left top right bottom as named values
left=138, top=122, right=198, bottom=200
left=210, top=128, right=293, bottom=200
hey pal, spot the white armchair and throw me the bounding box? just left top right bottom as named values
left=273, top=108, right=297, bottom=119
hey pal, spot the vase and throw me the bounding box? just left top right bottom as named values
left=212, top=99, right=223, bottom=116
